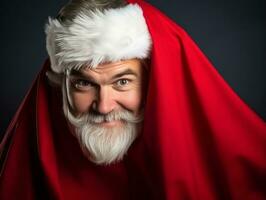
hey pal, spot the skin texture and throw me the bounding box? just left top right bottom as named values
left=69, top=58, right=146, bottom=127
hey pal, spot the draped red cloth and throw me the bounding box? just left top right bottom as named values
left=1, top=0, right=265, bottom=199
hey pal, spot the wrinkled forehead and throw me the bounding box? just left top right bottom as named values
left=68, top=58, right=145, bottom=79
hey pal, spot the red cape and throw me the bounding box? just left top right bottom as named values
left=1, top=0, right=266, bottom=199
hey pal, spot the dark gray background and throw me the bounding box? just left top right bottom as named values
left=1, top=0, right=265, bottom=136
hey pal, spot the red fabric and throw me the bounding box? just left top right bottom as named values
left=1, top=1, right=266, bottom=199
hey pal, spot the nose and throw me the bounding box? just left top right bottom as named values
left=94, top=86, right=116, bottom=114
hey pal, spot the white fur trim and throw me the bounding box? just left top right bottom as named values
left=45, top=4, right=152, bottom=73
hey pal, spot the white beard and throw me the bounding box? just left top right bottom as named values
left=65, top=108, right=143, bottom=165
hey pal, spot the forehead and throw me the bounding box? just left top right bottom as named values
left=71, top=59, right=143, bottom=79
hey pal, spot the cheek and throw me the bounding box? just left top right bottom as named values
left=71, top=92, right=94, bottom=114
left=119, top=88, right=143, bottom=114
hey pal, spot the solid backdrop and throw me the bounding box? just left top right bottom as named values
left=0, top=0, right=265, bottom=137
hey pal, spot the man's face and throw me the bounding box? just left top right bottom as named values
left=65, top=58, right=146, bottom=164
left=70, top=58, right=145, bottom=120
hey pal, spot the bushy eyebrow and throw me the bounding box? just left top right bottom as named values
left=111, top=69, right=138, bottom=80
left=70, top=68, right=138, bottom=81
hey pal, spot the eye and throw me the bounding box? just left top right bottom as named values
left=72, top=79, right=94, bottom=91
left=116, top=79, right=130, bottom=87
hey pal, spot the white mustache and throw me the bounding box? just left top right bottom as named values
left=85, top=110, right=143, bottom=124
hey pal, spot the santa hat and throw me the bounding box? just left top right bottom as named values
left=45, top=3, right=152, bottom=73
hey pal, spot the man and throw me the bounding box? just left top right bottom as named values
left=45, top=0, right=151, bottom=165
left=1, top=0, right=265, bottom=199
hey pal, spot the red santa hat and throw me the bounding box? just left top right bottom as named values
left=45, top=3, right=152, bottom=73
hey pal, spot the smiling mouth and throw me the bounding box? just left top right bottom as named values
left=94, top=120, right=123, bottom=127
